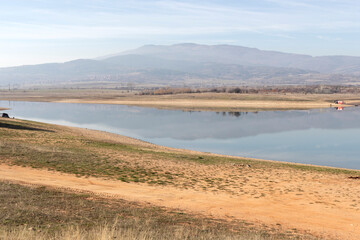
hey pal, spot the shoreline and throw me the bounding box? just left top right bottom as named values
left=56, top=98, right=348, bottom=112
left=4, top=98, right=351, bottom=112
left=1, top=90, right=357, bottom=112
left=0, top=102, right=358, bottom=172
left=67, top=122, right=360, bottom=173
left=5, top=116, right=360, bottom=173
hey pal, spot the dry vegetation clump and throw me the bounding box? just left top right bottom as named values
left=0, top=225, right=284, bottom=240
left=139, top=87, right=196, bottom=95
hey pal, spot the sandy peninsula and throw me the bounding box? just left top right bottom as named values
left=1, top=89, right=359, bottom=111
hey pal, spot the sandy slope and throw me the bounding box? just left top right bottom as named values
left=1, top=164, right=360, bottom=240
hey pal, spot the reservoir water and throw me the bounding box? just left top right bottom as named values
left=1, top=100, right=360, bottom=169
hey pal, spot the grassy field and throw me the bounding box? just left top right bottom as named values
left=1, top=181, right=300, bottom=240
left=1, top=118, right=360, bottom=239
left=1, top=89, right=359, bottom=111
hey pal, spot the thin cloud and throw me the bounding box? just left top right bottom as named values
left=1, top=0, right=359, bottom=40
left=0, top=0, right=359, bottom=66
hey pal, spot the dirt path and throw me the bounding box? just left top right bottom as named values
left=1, top=164, right=359, bottom=239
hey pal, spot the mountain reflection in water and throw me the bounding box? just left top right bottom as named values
left=2, top=101, right=360, bottom=169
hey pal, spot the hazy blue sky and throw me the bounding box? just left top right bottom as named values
left=1, top=0, right=359, bottom=67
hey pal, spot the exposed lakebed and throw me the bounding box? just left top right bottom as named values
left=1, top=100, right=360, bottom=169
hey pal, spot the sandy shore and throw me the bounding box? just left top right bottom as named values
left=1, top=164, right=360, bottom=240
left=1, top=89, right=357, bottom=111
left=57, top=98, right=344, bottom=111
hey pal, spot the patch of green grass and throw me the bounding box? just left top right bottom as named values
left=280, top=162, right=360, bottom=176
left=0, top=140, right=171, bottom=185
left=90, top=141, right=360, bottom=176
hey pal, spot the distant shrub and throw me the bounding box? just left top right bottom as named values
left=138, top=85, right=360, bottom=95
left=139, top=87, right=194, bottom=95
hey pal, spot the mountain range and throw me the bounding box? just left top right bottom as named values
left=1, top=43, right=360, bottom=88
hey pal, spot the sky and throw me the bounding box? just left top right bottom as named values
left=0, top=0, right=359, bottom=67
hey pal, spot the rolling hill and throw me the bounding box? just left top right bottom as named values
left=1, top=43, right=359, bottom=88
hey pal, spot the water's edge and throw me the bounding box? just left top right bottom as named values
left=2, top=100, right=360, bottom=169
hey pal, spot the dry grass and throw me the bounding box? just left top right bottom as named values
left=0, top=181, right=305, bottom=240
left=0, top=225, right=280, bottom=240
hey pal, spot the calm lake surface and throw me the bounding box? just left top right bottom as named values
left=1, top=100, right=360, bottom=169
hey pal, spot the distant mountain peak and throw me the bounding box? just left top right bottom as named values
left=1, top=43, right=360, bottom=87
left=111, top=43, right=360, bottom=74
